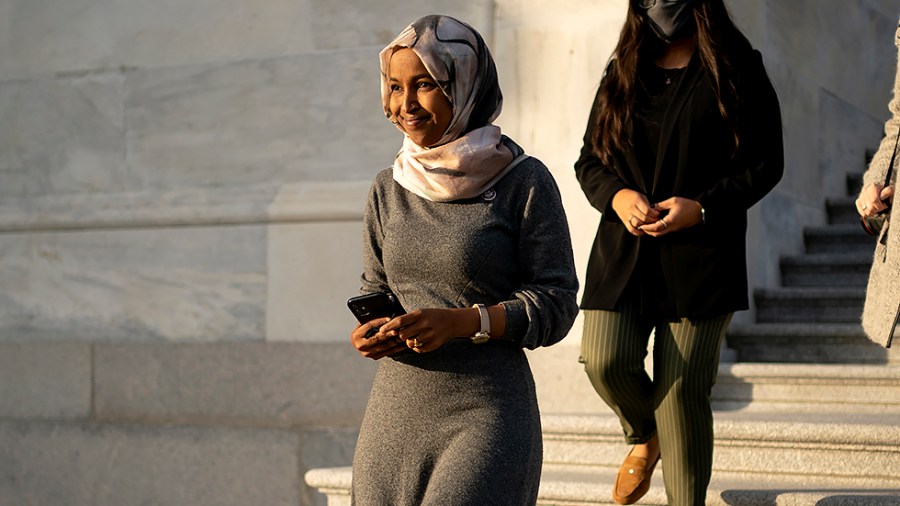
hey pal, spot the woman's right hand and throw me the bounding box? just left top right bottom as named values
left=856, top=184, right=894, bottom=217
left=611, top=188, right=660, bottom=236
left=350, top=317, right=408, bottom=360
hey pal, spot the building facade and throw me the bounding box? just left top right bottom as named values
left=1, top=1, right=897, bottom=504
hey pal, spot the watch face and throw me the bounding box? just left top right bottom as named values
left=471, top=332, right=490, bottom=344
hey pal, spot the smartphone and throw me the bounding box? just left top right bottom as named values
left=347, top=292, right=406, bottom=337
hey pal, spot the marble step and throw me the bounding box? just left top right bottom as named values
left=305, top=461, right=900, bottom=506
left=305, top=361, right=900, bottom=503
left=804, top=224, right=877, bottom=254
left=754, top=287, right=865, bottom=323
left=526, top=345, right=900, bottom=416
left=540, top=411, right=900, bottom=481
left=780, top=252, right=872, bottom=287
left=712, top=362, right=900, bottom=413
left=725, top=322, right=899, bottom=364
left=826, top=196, right=863, bottom=225
left=538, top=465, right=900, bottom=506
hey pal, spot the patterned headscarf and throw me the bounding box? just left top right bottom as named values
left=380, top=15, right=521, bottom=202
left=379, top=15, right=503, bottom=143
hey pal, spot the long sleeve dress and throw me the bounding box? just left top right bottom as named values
left=350, top=147, right=579, bottom=506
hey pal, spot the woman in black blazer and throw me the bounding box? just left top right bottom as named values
left=575, top=1, right=783, bottom=504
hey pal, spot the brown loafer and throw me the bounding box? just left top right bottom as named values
left=612, top=449, right=661, bottom=505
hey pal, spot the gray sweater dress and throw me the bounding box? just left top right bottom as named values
left=350, top=154, right=579, bottom=506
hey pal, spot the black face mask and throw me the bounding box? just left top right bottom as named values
left=640, top=0, right=696, bottom=44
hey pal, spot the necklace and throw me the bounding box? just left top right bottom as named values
left=662, top=67, right=682, bottom=85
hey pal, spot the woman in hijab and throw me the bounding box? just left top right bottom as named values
left=348, top=15, right=579, bottom=506
left=574, top=1, right=783, bottom=504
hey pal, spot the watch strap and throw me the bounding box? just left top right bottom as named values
left=471, top=303, right=491, bottom=343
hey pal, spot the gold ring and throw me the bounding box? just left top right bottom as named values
left=661, top=217, right=668, bottom=229
left=412, top=338, right=421, bottom=348
left=862, top=204, right=868, bottom=211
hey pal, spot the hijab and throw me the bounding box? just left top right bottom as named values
left=379, top=15, right=521, bottom=202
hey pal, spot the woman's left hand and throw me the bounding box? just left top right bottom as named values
left=639, top=197, right=703, bottom=237
left=350, top=317, right=409, bottom=360
left=856, top=184, right=894, bottom=217
left=379, top=308, right=476, bottom=353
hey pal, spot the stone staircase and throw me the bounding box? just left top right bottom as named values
left=306, top=165, right=900, bottom=504
left=306, top=359, right=900, bottom=505
left=728, top=166, right=899, bottom=364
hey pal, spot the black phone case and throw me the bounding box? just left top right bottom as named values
left=347, top=292, right=406, bottom=325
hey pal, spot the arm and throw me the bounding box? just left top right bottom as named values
left=857, top=26, right=900, bottom=216
left=692, top=50, right=785, bottom=226
left=863, top=27, right=900, bottom=191
left=575, top=63, right=659, bottom=234
left=501, top=163, right=580, bottom=350
left=351, top=176, right=407, bottom=360
left=378, top=305, right=506, bottom=354
left=574, top=61, right=630, bottom=221
left=359, top=180, right=389, bottom=295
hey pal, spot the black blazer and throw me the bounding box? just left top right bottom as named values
left=575, top=49, right=784, bottom=317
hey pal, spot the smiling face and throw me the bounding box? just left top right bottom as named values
left=387, top=48, right=453, bottom=148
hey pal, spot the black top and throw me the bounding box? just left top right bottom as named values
left=634, top=63, right=687, bottom=182
left=574, top=50, right=784, bottom=317
left=623, top=63, right=687, bottom=319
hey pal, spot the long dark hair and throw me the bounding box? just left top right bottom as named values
left=592, top=0, right=752, bottom=164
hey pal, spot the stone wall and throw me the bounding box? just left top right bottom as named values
left=0, top=340, right=375, bottom=506
left=0, top=1, right=491, bottom=505
left=0, top=0, right=492, bottom=344
left=1, top=0, right=898, bottom=505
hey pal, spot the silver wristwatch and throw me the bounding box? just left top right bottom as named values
left=471, top=304, right=491, bottom=344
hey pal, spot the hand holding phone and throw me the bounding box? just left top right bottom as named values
left=347, top=292, right=406, bottom=337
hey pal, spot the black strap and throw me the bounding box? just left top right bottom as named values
left=883, top=129, right=900, bottom=188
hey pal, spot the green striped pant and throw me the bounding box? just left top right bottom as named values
left=580, top=307, right=732, bottom=506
